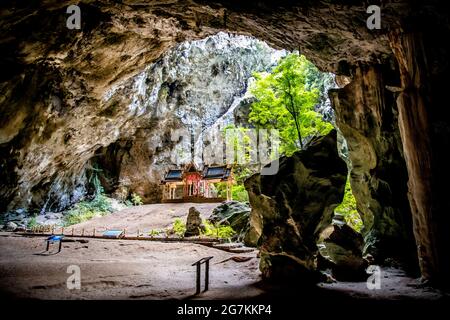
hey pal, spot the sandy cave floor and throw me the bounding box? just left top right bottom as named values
left=0, top=233, right=262, bottom=300
left=0, top=202, right=448, bottom=301
left=66, top=202, right=219, bottom=236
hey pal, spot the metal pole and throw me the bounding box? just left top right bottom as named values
left=196, top=262, right=201, bottom=295
left=204, top=259, right=210, bottom=292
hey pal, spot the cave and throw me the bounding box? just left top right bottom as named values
left=1, top=0, right=450, bottom=309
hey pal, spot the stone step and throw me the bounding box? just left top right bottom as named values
left=228, top=246, right=255, bottom=253
left=213, top=242, right=244, bottom=250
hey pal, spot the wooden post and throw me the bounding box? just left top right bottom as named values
left=93, top=228, right=96, bottom=237
left=71, top=228, right=74, bottom=236
left=52, top=226, right=55, bottom=235
left=81, top=228, right=84, bottom=237
left=123, top=229, right=126, bottom=237
left=137, top=229, right=140, bottom=238
left=61, top=227, right=65, bottom=235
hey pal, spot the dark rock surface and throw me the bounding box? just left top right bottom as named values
left=330, top=65, right=417, bottom=270
left=318, top=221, right=367, bottom=281
left=208, top=201, right=251, bottom=244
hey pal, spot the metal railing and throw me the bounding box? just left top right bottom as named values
left=191, top=256, right=213, bottom=295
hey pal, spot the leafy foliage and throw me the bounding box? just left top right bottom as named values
left=131, top=193, right=143, bottom=206
left=249, top=53, right=333, bottom=156
left=335, top=178, right=363, bottom=232
left=201, top=220, right=236, bottom=240
left=63, top=194, right=113, bottom=226
left=216, top=183, right=249, bottom=202
left=149, top=229, right=162, bottom=237
left=168, top=218, right=186, bottom=237
left=27, top=216, right=38, bottom=229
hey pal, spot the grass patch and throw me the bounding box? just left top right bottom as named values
left=148, top=229, right=163, bottom=237
left=63, top=194, right=113, bottom=226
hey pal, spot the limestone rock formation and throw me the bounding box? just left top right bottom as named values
left=184, top=207, right=204, bottom=237
left=329, top=65, right=418, bottom=271
left=245, top=130, right=347, bottom=283
left=208, top=200, right=251, bottom=244
left=389, top=31, right=450, bottom=288
left=318, top=220, right=367, bottom=281
left=243, top=174, right=265, bottom=247
left=0, top=31, right=282, bottom=212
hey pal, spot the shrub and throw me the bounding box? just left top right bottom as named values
left=131, top=193, right=143, bottom=206
left=63, top=194, right=113, bottom=226
left=124, top=200, right=133, bottom=207
left=27, top=216, right=38, bottom=229
left=170, top=218, right=186, bottom=237
left=64, top=210, right=100, bottom=226
left=202, top=220, right=236, bottom=240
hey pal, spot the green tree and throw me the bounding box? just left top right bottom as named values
left=249, top=53, right=333, bottom=155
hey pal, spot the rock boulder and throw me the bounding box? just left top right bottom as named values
left=184, top=207, right=204, bottom=237
left=318, top=222, right=367, bottom=281
left=208, top=201, right=251, bottom=244
left=245, top=130, right=347, bottom=283
left=5, top=221, right=18, bottom=232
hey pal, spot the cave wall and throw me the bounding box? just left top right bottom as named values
left=389, top=29, right=450, bottom=288
left=330, top=65, right=417, bottom=269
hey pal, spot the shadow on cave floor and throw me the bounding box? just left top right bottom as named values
left=1, top=232, right=448, bottom=309
left=192, top=268, right=449, bottom=307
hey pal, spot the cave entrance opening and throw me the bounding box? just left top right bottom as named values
left=1, top=0, right=448, bottom=300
